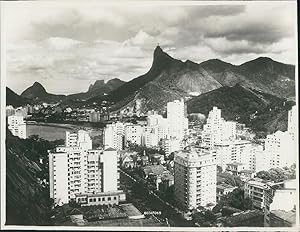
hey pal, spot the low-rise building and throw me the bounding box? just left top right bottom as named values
left=264, top=179, right=297, bottom=227
left=89, top=112, right=101, bottom=122
left=244, top=178, right=283, bottom=210
left=225, top=162, right=247, bottom=176
left=217, top=210, right=264, bottom=227
left=75, top=191, right=126, bottom=206
left=216, top=183, right=237, bottom=202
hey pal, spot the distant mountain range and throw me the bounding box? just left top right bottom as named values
left=20, top=82, right=66, bottom=103
left=6, top=46, right=295, bottom=133
left=104, top=46, right=294, bottom=113
left=67, top=78, right=125, bottom=100
left=187, top=84, right=295, bottom=133
left=7, top=78, right=125, bottom=105
left=6, top=87, right=28, bottom=107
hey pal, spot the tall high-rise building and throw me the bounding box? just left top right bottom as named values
left=143, top=113, right=168, bottom=147
left=202, top=107, right=236, bottom=148
left=263, top=131, right=295, bottom=169
left=7, top=115, right=27, bottom=139
left=49, top=130, right=122, bottom=206
left=174, top=147, right=217, bottom=209
left=143, top=126, right=160, bottom=147
left=125, top=124, right=143, bottom=146
left=167, top=99, right=188, bottom=140
left=103, top=122, right=125, bottom=150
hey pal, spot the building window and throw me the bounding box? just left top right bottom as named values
left=108, top=197, right=111, bottom=201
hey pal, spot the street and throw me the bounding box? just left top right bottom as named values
left=120, top=169, right=194, bottom=227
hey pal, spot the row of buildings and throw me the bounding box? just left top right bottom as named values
left=102, top=99, right=297, bottom=212
left=104, top=99, right=188, bottom=155
left=203, top=106, right=297, bottom=173
left=44, top=97, right=297, bottom=227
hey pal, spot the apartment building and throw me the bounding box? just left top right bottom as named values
left=7, top=115, right=27, bottom=139
left=215, top=140, right=255, bottom=171
left=264, top=131, right=295, bottom=169
left=49, top=130, right=122, bottom=206
left=244, top=178, right=283, bottom=210
left=103, top=122, right=125, bottom=150
left=202, top=107, right=236, bottom=148
left=125, top=124, right=143, bottom=146
left=167, top=99, right=188, bottom=140
left=174, top=147, right=217, bottom=209
left=162, top=137, right=183, bottom=156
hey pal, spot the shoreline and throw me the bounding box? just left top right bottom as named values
left=26, top=122, right=80, bottom=130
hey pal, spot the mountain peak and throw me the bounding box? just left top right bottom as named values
left=153, top=45, right=173, bottom=62
left=154, top=45, right=163, bottom=54
left=21, top=81, right=49, bottom=99
left=32, top=81, right=44, bottom=88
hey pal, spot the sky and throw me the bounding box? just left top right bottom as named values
left=3, top=1, right=297, bottom=95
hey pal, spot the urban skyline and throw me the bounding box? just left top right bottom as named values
left=2, top=0, right=298, bottom=230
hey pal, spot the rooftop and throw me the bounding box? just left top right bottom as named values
left=119, top=203, right=143, bottom=218
left=221, top=210, right=264, bottom=226
left=240, top=169, right=255, bottom=174
left=217, top=183, right=236, bottom=190
left=75, top=190, right=124, bottom=198
left=143, top=165, right=166, bottom=176
left=227, top=162, right=244, bottom=166
left=271, top=209, right=296, bottom=224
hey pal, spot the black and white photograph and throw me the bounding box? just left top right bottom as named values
left=0, top=0, right=298, bottom=230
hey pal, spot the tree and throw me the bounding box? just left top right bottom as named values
left=217, top=166, right=223, bottom=174
left=204, top=210, right=216, bottom=222
left=218, top=188, right=253, bottom=211
left=256, top=165, right=296, bottom=183
left=218, top=172, right=243, bottom=187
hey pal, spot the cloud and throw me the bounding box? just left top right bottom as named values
left=44, top=37, right=84, bottom=50
left=4, top=2, right=296, bottom=94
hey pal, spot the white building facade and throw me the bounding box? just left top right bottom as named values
left=49, top=130, right=121, bottom=206
left=103, top=122, right=125, bottom=150
left=167, top=99, right=188, bottom=140
left=7, top=115, right=27, bottom=139
left=174, top=147, right=217, bottom=209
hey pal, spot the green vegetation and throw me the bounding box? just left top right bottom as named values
left=127, top=142, right=165, bottom=156
left=255, top=165, right=296, bottom=182
left=6, top=129, right=63, bottom=225
left=187, top=84, right=295, bottom=134
left=217, top=172, right=243, bottom=187
left=213, top=188, right=253, bottom=213
left=191, top=209, right=216, bottom=227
